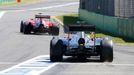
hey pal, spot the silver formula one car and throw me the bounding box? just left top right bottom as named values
left=50, top=25, right=113, bottom=62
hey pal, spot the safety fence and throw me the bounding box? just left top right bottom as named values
left=79, top=9, right=134, bottom=39
left=0, top=0, right=16, bottom=4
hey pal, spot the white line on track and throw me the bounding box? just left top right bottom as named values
left=0, top=11, right=5, bottom=19
left=6, top=2, right=79, bottom=12
left=0, top=55, right=58, bottom=75
left=30, top=2, right=79, bottom=11
left=0, top=55, right=134, bottom=75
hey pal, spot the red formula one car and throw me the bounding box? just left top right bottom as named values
left=20, top=14, right=59, bottom=35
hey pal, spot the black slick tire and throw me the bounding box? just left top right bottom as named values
left=100, top=38, right=113, bottom=62
left=50, top=37, right=63, bottom=62
left=51, top=26, right=59, bottom=35
left=20, top=21, right=24, bottom=33
left=23, top=22, right=33, bottom=34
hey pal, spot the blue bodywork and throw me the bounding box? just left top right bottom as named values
left=52, top=31, right=104, bottom=56
left=61, top=32, right=102, bottom=49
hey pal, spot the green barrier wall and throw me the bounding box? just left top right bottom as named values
left=118, top=18, right=134, bottom=39
left=103, top=16, right=118, bottom=35
left=79, top=9, right=134, bottom=39
left=0, top=0, right=16, bottom=4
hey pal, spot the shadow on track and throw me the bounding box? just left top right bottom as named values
left=18, top=32, right=54, bottom=36
left=61, top=56, right=101, bottom=63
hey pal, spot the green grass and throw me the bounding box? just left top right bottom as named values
left=95, top=33, right=134, bottom=45
left=56, top=14, right=134, bottom=46
left=0, top=0, right=44, bottom=7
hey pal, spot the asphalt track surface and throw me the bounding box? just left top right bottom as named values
left=0, top=0, right=134, bottom=75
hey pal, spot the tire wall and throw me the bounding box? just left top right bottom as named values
left=79, top=9, right=134, bottom=39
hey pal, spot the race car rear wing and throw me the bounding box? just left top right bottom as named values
left=68, top=25, right=95, bottom=32
left=35, top=15, right=50, bottom=19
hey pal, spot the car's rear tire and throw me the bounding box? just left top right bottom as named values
left=23, top=22, right=33, bottom=34
left=50, top=37, right=63, bottom=62
left=20, top=21, right=24, bottom=33
left=51, top=26, right=59, bottom=35
left=100, top=38, right=113, bottom=62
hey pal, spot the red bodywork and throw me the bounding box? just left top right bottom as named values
left=29, top=19, right=53, bottom=28
left=42, top=20, right=53, bottom=28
